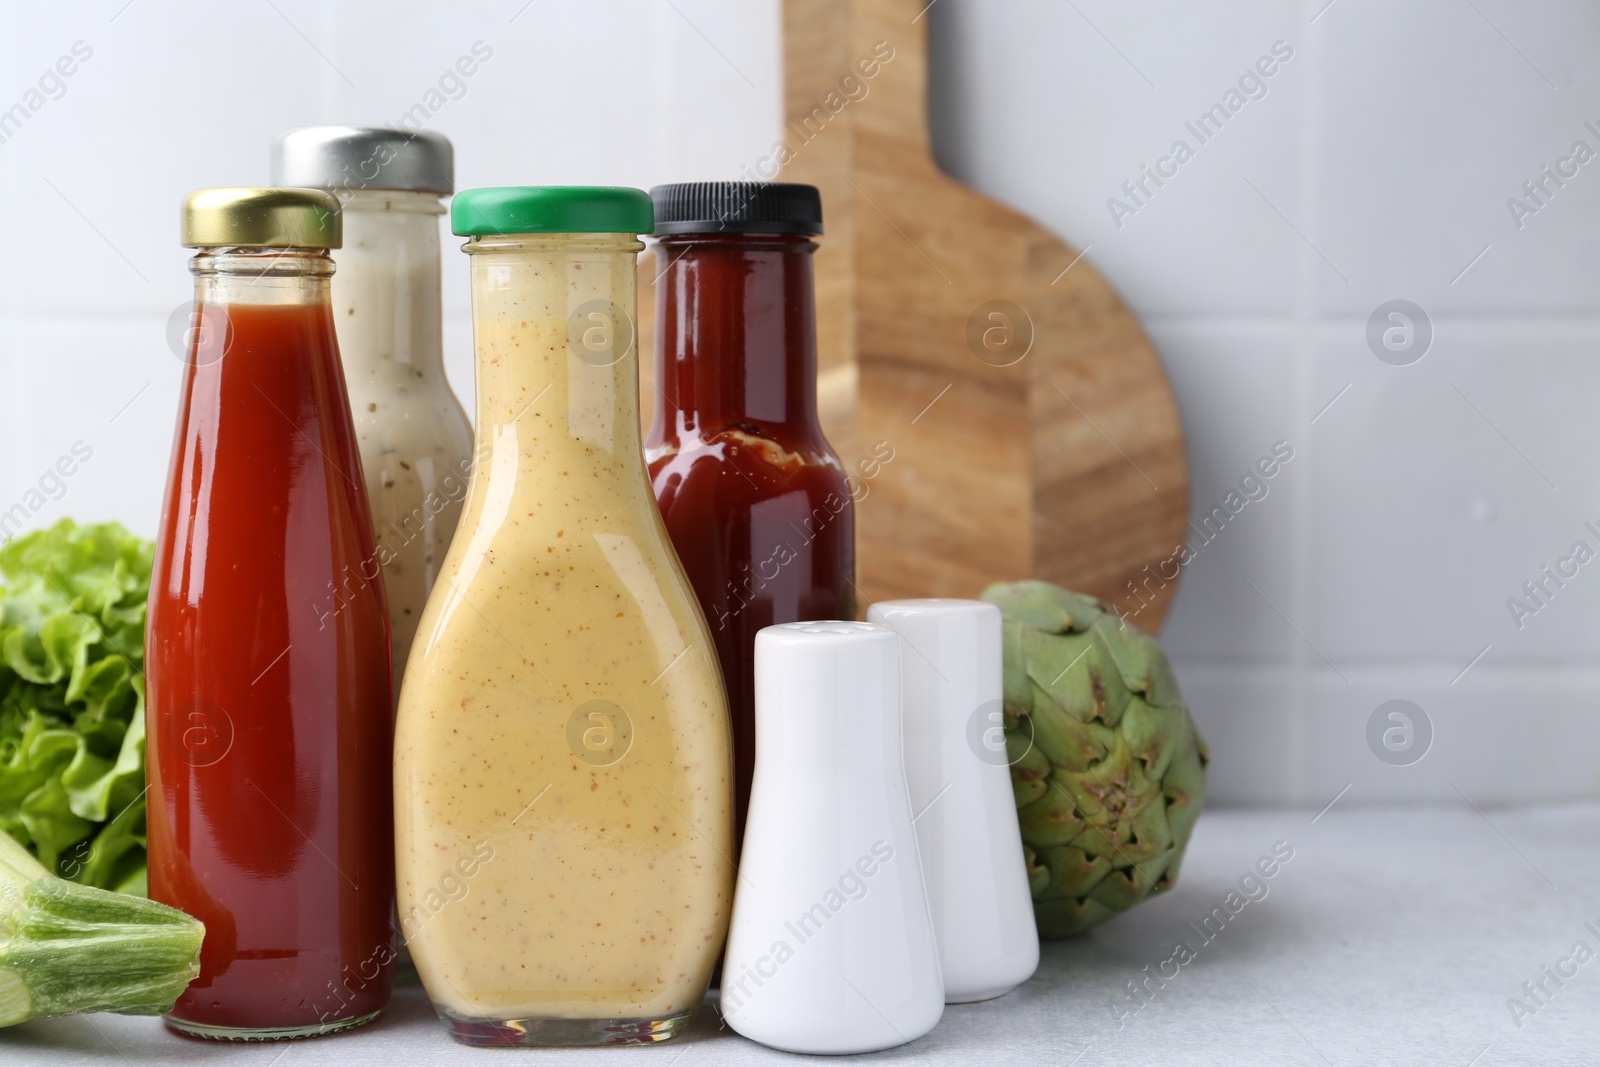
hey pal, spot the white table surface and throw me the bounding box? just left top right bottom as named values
left=5, top=802, right=1594, bottom=1066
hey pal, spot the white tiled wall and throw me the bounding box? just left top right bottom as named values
left=2, top=1, right=1593, bottom=806
left=0, top=0, right=777, bottom=558
left=930, top=0, right=1600, bottom=805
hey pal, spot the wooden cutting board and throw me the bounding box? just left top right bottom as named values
left=641, top=0, right=1190, bottom=630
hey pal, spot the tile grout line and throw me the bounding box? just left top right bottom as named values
left=1286, top=0, right=1328, bottom=805
left=1173, top=660, right=1600, bottom=684
left=1289, top=329, right=1314, bottom=805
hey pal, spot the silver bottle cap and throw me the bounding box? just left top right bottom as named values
left=271, top=126, right=453, bottom=195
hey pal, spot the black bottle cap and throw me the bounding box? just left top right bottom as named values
left=649, top=182, right=823, bottom=236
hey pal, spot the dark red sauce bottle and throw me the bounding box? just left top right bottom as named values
left=645, top=182, right=856, bottom=849
left=147, top=189, right=395, bottom=1040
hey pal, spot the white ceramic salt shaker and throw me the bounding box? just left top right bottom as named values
left=722, top=621, right=943, bottom=1054
left=868, top=599, right=1040, bottom=1003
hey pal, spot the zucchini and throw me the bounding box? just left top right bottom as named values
left=0, top=829, right=203, bottom=1025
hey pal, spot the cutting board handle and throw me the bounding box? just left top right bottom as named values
left=777, top=0, right=1191, bottom=626
left=781, top=0, right=938, bottom=173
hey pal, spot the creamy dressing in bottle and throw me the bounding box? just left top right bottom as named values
left=394, top=188, right=733, bottom=1047
left=333, top=189, right=473, bottom=699
left=273, top=127, right=473, bottom=705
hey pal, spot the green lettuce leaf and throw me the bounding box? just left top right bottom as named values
left=0, top=520, right=153, bottom=893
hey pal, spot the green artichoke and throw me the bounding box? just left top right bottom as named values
left=980, top=580, right=1207, bottom=938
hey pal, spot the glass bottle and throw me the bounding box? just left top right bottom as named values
left=146, top=189, right=395, bottom=1039
left=645, top=182, right=856, bottom=848
left=272, top=126, right=474, bottom=708
left=394, top=187, right=733, bottom=1047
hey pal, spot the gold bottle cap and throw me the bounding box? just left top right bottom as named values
left=180, top=187, right=342, bottom=249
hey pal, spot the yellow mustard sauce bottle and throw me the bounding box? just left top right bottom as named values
left=394, top=186, right=733, bottom=1047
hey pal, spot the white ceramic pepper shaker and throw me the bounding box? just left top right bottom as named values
left=722, top=621, right=943, bottom=1054
left=868, top=599, right=1039, bottom=1003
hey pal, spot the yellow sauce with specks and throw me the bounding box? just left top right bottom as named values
left=394, top=233, right=733, bottom=1024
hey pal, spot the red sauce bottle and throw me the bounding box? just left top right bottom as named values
left=645, top=183, right=856, bottom=847
left=146, top=189, right=395, bottom=1039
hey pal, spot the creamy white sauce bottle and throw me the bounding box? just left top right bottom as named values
left=272, top=127, right=473, bottom=709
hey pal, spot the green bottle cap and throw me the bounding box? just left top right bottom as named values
left=451, top=186, right=653, bottom=236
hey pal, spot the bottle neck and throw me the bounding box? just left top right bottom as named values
left=190, top=247, right=333, bottom=305
left=464, top=233, right=645, bottom=481
left=650, top=233, right=821, bottom=442
left=333, top=190, right=447, bottom=381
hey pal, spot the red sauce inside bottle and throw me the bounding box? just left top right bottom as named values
left=647, top=233, right=855, bottom=848
left=146, top=297, right=395, bottom=1035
